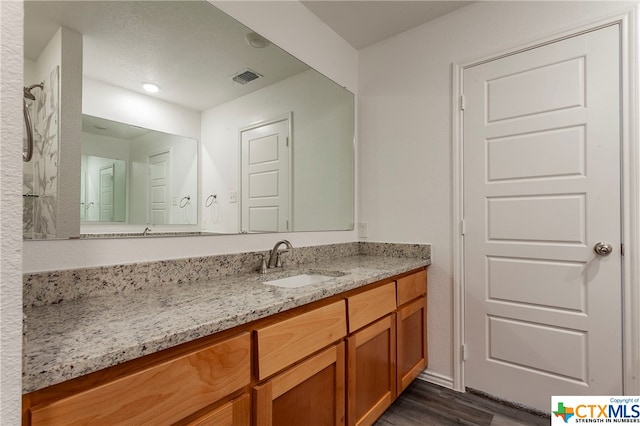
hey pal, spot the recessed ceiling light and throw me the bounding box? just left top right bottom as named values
left=142, top=82, right=160, bottom=93
left=245, top=32, right=269, bottom=49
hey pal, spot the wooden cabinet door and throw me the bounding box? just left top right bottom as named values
left=396, top=296, right=427, bottom=394
left=347, top=314, right=396, bottom=426
left=254, top=342, right=345, bottom=426
left=183, top=393, right=250, bottom=426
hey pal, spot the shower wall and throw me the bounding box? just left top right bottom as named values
left=23, top=25, right=83, bottom=240
left=23, top=66, right=60, bottom=239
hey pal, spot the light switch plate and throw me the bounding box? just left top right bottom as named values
left=358, top=222, right=367, bottom=238
left=229, top=191, right=237, bottom=203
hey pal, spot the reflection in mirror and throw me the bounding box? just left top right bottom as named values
left=81, top=155, right=126, bottom=222
left=81, top=115, right=198, bottom=228
left=24, top=1, right=354, bottom=239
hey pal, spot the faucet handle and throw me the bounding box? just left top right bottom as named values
left=255, top=254, right=267, bottom=274
left=276, top=249, right=291, bottom=268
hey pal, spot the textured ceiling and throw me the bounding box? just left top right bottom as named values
left=24, top=1, right=473, bottom=112
left=302, top=1, right=473, bottom=50
left=24, top=1, right=309, bottom=112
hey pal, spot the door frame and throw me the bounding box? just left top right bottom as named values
left=238, top=112, right=293, bottom=233
left=451, top=9, right=639, bottom=396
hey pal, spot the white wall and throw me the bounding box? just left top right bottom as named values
left=24, top=2, right=358, bottom=273
left=82, top=132, right=130, bottom=160
left=24, top=58, right=35, bottom=86
left=1, top=1, right=24, bottom=423
left=358, top=0, right=636, bottom=387
left=57, top=27, right=83, bottom=239
left=201, top=69, right=354, bottom=234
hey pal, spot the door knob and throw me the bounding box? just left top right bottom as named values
left=593, top=241, right=613, bottom=256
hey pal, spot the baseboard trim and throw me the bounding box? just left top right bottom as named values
left=418, top=370, right=454, bottom=389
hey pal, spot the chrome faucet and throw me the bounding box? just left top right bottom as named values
left=268, top=240, right=293, bottom=268
left=142, top=227, right=152, bottom=236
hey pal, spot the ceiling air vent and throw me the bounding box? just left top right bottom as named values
left=232, top=69, right=262, bottom=85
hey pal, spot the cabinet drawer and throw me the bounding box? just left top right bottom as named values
left=347, top=282, right=396, bottom=333
left=256, top=301, right=347, bottom=380
left=396, top=270, right=427, bottom=306
left=183, top=393, right=250, bottom=426
left=29, top=333, right=251, bottom=426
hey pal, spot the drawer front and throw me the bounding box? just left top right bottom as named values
left=347, top=282, right=396, bottom=333
left=256, top=301, right=347, bottom=380
left=396, top=269, right=427, bottom=306
left=184, top=393, right=250, bottom=426
left=30, top=333, right=251, bottom=426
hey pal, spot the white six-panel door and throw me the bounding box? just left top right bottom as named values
left=148, top=150, right=171, bottom=225
left=463, top=25, right=621, bottom=410
left=99, top=165, right=114, bottom=222
left=240, top=118, right=290, bottom=233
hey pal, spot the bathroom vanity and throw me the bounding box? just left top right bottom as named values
left=22, top=253, right=428, bottom=426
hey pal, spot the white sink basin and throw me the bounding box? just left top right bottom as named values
left=264, top=273, right=335, bottom=288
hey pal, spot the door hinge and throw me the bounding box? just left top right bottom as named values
left=460, top=219, right=466, bottom=236
left=286, top=136, right=289, bottom=147
left=462, top=344, right=467, bottom=361
left=460, top=95, right=466, bottom=111
left=621, top=243, right=625, bottom=256
left=286, top=219, right=289, bottom=231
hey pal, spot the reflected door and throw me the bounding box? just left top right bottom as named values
left=463, top=25, right=622, bottom=410
left=148, top=150, right=171, bottom=225
left=240, top=118, right=290, bottom=233
left=99, top=165, right=114, bottom=222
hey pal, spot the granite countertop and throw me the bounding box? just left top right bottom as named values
left=23, top=254, right=430, bottom=394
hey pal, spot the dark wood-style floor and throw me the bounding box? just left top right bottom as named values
left=375, top=380, right=551, bottom=426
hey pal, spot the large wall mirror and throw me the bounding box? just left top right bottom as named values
left=23, top=1, right=354, bottom=239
